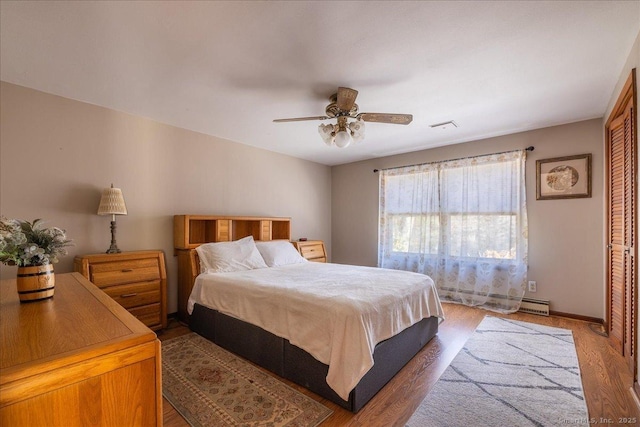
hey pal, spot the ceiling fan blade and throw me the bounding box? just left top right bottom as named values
left=357, top=113, right=413, bottom=125
left=273, top=116, right=330, bottom=123
left=336, top=87, right=358, bottom=111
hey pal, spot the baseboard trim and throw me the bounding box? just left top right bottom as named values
left=549, top=310, right=604, bottom=324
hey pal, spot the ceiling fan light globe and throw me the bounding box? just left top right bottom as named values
left=349, top=120, right=365, bottom=143
left=318, top=124, right=335, bottom=145
left=334, top=130, right=352, bottom=148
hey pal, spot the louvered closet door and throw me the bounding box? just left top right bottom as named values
left=608, top=117, right=628, bottom=353
left=609, top=114, right=626, bottom=354
left=623, top=101, right=636, bottom=369
left=606, top=71, right=636, bottom=373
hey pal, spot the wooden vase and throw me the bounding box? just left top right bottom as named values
left=16, top=264, right=55, bottom=302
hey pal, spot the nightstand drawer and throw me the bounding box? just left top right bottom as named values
left=90, top=258, right=160, bottom=288
left=300, top=243, right=325, bottom=260
left=102, top=280, right=161, bottom=309
left=130, top=303, right=161, bottom=328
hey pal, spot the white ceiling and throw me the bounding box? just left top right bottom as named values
left=1, top=1, right=639, bottom=166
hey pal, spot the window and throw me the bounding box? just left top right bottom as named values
left=378, top=150, right=528, bottom=313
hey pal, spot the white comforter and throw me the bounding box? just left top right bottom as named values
left=187, top=262, right=444, bottom=400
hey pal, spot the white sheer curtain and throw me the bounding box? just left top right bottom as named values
left=378, top=150, right=528, bottom=313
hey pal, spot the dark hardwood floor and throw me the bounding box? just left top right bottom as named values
left=157, top=303, right=640, bottom=426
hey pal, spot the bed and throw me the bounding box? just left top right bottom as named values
left=174, top=215, right=444, bottom=412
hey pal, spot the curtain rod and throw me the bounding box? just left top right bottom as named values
left=373, top=146, right=534, bottom=173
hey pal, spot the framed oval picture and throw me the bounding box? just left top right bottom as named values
left=536, top=153, right=592, bottom=200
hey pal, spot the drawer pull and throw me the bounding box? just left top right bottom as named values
left=121, top=269, right=134, bottom=273
left=121, top=293, right=138, bottom=298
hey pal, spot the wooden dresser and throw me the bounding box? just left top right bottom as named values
left=0, top=272, right=162, bottom=426
left=74, top=250, right=167, bottom=330
left=292, top=240, right=327, bottom=262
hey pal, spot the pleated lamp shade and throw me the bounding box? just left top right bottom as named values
left=97, top=185, right=127, bottom=216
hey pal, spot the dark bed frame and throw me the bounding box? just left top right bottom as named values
left=189, top=302, right=439, bottom=412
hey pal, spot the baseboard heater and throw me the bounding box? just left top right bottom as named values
left=519, top=297, right=550, bottom=316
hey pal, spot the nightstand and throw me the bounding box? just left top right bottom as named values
left=74, top=250, right=167, bottom=330
left=292, top=240, right=327, bottom=263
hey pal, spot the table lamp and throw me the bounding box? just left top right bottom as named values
left=97, top=184, right=127, bottom=253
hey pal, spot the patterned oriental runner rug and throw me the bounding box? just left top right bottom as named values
left=406, top=316, right=588, bottom=427
left=162, top=333, right=332, bottom=427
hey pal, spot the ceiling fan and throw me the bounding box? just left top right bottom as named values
left=273, top=87, right=413, bottom=148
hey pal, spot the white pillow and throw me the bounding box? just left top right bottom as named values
left=255, top=240, right=308, bottom=267
left=196, top=236, right=268, bottom=273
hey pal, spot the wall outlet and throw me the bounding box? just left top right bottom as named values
left=528, top=281, right=537, bottom=292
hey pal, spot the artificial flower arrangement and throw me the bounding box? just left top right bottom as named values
left=0, top=217, right=73, bottom=267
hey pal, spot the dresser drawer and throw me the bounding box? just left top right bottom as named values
left=89, top=258, right=160, bottom=288
left=102, top=280, right=161, bottom=309
left=130, top=303, right=162, bottom=328
left=300, top=243, right=325, bottom=260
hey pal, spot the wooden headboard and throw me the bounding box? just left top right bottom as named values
left=173, top=215, right=291, bottom=322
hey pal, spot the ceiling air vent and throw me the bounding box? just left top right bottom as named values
left=430, top=120, right=458, bottom=130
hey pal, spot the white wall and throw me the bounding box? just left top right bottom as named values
left=332, top=119, right=604, bottom=319
left=0, top=82, right=332, bottom=313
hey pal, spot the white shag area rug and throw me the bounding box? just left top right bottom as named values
left=406, top=316, right=588, bottom=427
